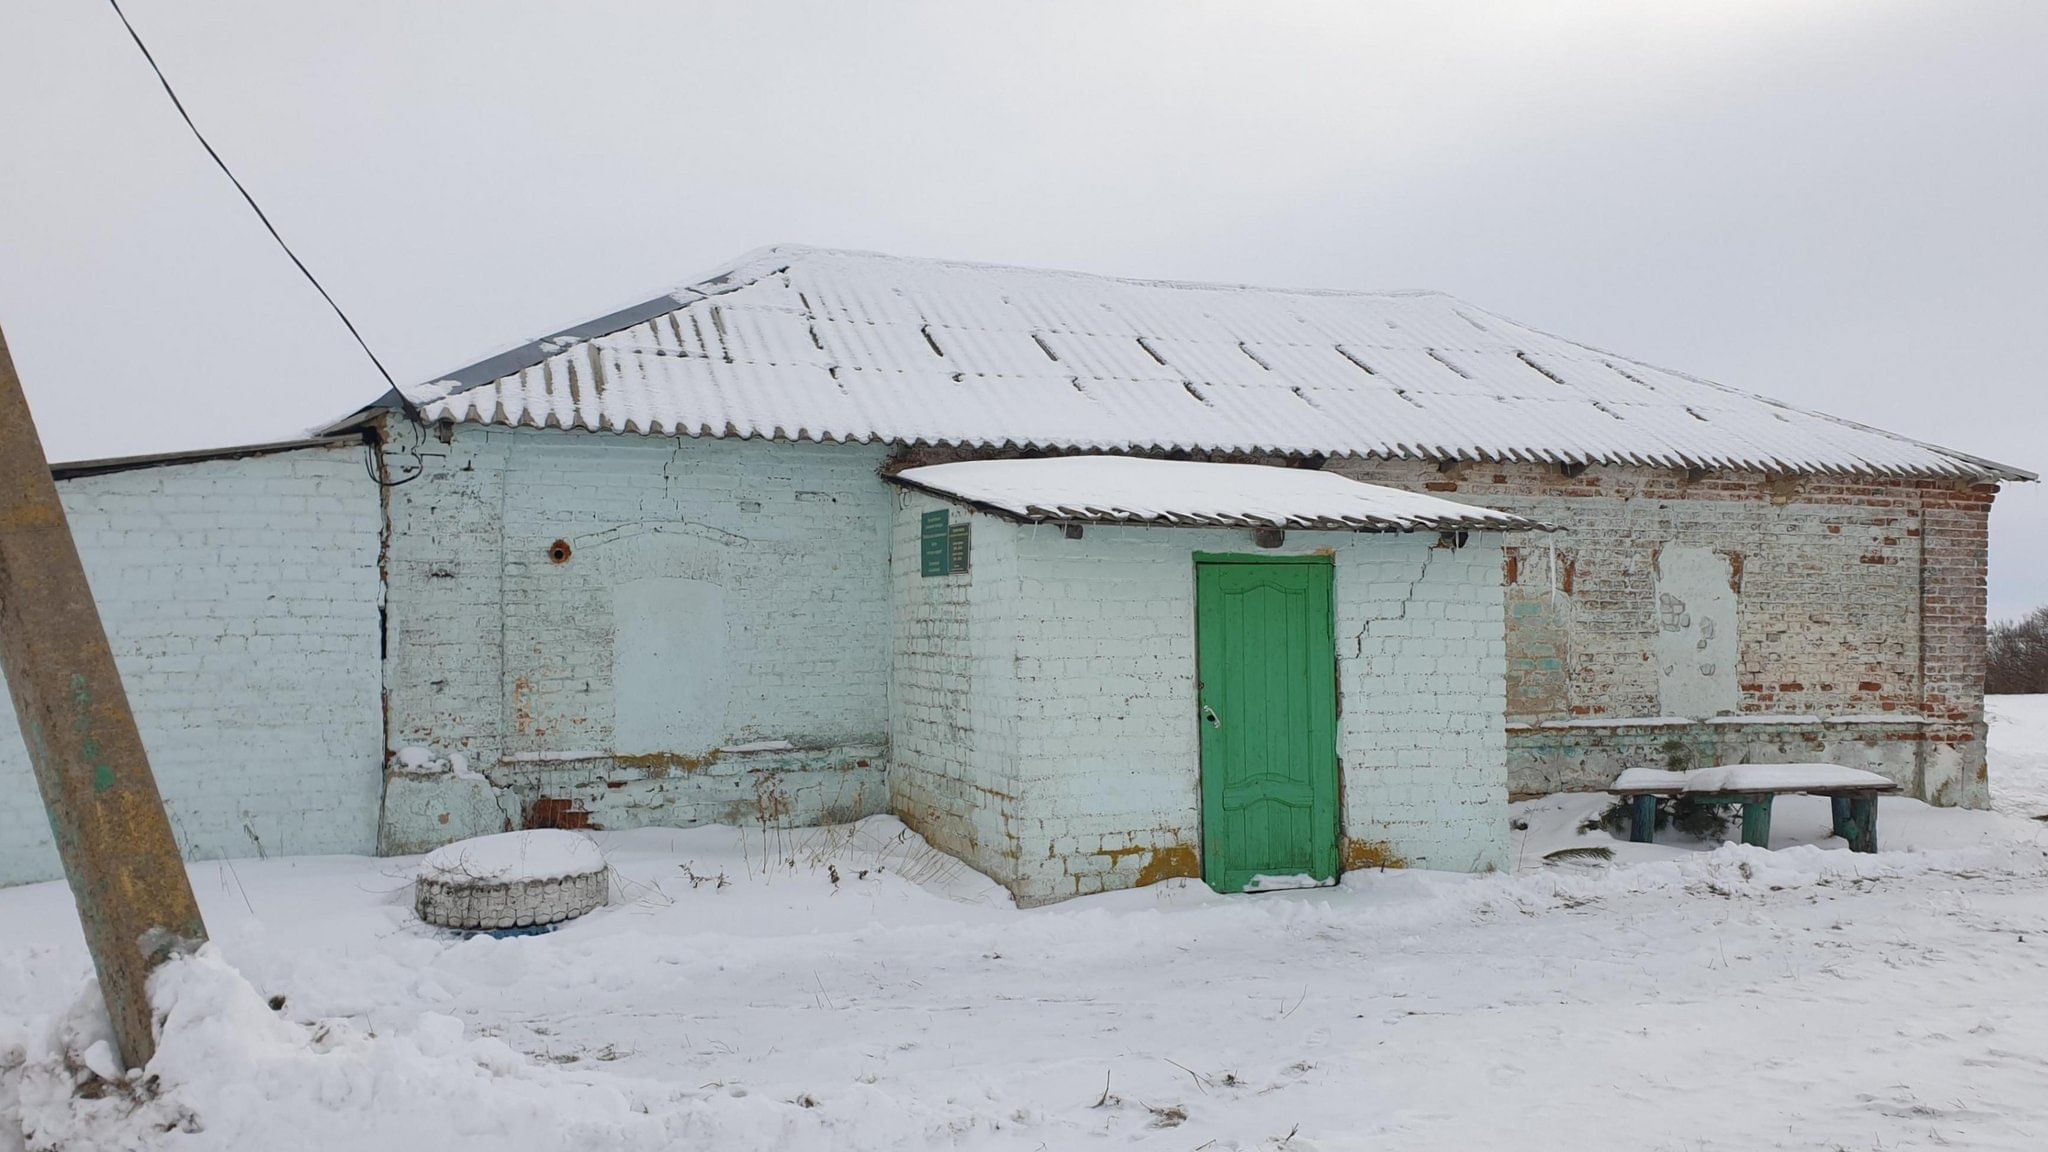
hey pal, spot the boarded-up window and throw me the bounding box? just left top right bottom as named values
left=611, top=577, right=728, bottom=754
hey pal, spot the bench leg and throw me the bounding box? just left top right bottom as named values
left=1844, top=795, right=1878, bottom=854
left=1740, top=797, right=1773, bottom=849
left=1831, top=796, right=1852, bottom=839
left=1630, top=795, right=1657, bottom=844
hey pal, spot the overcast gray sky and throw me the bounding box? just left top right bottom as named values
left=1, top=1, right=2042, bottom=617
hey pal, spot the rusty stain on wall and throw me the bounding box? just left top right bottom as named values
left=610, top=749, right=723, bottom=778
left=1134, top=844, right=1201, bottom=886
left=1092, top=844, right=1149, bottom=868
left=511, top=676, right=533, bottom=737
left=1341, top=837, right=1407, bottom=871
left=1718, top=549, right=1746, bottom=594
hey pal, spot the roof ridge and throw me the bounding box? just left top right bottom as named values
left=399, top=244, right=1462, bottom=410
left=751, top=244, right=1453, bottom=303
left=402, top=245, right=804, bottom=407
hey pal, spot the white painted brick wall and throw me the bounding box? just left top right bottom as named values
left=383, top=429, right=894, bottom=849
left=1336, top=540, right=1513, bottom=874
left=887, top=496, right=1022, bottom=883
left=889, top=500, right=1510, bottom=906
left=0, top=444, right=384, bottom=886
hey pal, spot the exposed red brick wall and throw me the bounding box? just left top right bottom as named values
left=1325, top=458, right=2002, bottom=805
left=1917, top=482, right=1996, bottom=803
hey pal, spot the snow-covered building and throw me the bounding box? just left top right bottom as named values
left=0, top=245, right=2030, bottom=899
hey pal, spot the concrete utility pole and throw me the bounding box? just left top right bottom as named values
left=0, top=321, right=206, bottom=1071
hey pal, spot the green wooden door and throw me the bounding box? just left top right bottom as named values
left=1195, top=556, right=1339, bottom=893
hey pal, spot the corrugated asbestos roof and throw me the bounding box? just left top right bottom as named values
left=892, top=456, right=1549, bottom=532
left=389, top=246, right=2033, bottom=480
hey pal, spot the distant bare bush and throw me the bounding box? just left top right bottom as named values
left=1988, top=606, right=2048, bottom=695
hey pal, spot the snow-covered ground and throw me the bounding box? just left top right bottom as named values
left=1988, top=694, right=2048, bottom=820
left=4, top=699, right=2048, bottom=1151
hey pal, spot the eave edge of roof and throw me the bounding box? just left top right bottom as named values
left=405, top=413, right=2032, bottom=482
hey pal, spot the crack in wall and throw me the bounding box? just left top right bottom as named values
left=1353, top=542, right=1445, bottom=658
left=662, top=436, right=686, bottom=487
left=571, top=520, right=753, bottom=550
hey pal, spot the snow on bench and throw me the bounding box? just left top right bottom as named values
left=1687, top=764, right=1896, bottom=793
left=1610, top=768, right=1694, bottom=793
left=1608, top=764, right=1898, bottom=853
left=1613, top=763, right=1897, bottom=795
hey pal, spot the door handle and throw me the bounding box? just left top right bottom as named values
left=1201, top=705, right=1221, bottom=729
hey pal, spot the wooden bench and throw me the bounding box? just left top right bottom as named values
left=1609, top=764, right=1900, bottom=853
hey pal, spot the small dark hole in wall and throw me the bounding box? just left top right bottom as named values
left=548, top=539, right=573, bottom=564
left=1438, top=530, right=1470, bottom=549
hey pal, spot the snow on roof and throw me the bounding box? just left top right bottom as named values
left=892, top=456, right=1546, bottom=532
left=392, top=246, right=2032, bottom=480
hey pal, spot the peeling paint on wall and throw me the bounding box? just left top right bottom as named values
left=378, top=770, right=516, bottom=855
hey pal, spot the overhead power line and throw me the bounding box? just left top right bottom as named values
left=104, top=0, right=396, bottom=388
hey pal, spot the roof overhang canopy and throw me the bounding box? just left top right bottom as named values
left=891, top=456, right=1551, bottom=533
